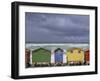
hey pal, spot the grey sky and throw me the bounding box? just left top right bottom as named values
left=25, top=12, right=89, bottom=43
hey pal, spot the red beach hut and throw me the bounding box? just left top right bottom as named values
left=84, top=49, right=90, bottom=65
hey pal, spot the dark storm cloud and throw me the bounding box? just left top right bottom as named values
left=25, top=12, right=89, bottom=43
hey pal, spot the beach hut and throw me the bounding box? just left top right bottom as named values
left=25, top=49, right=30, bottom=67
left=54, top=48, right=64, bottom=65
left=32, top=48, right=51, bottom=66
left=84, top=49, right=90, bottom=65
left=67, top=48, right=84, bottom=65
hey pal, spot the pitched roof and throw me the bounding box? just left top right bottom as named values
left=32, top=48, right=51, bottom=53
left=67, top=47, right=83, bottom=51
left=54, top=48, right=63, bottom=52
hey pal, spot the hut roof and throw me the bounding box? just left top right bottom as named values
left=84, top=48, right=89, bottom=50
left=54, top=48, right=63, bottom=52
left=32, top=48, right=51, bottom=53
left=25, top=48, right=30, bottom=52
left=67, top=47, right=83, bottom=52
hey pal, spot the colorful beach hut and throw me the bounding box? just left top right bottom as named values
left=32, top=48, right=51, bottom=66
left=67, top=48, right=84, bottom=65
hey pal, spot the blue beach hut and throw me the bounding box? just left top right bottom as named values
left=54, top=48, right=63, bottom=63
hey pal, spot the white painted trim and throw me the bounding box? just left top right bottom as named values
left=63, top=49, right=67, bottom=63
left=30, top=49, right=33, bottom=65
left=51, top=50, right=55, bottom=63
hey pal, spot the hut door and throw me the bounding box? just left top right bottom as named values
left=55, top=50, right=63, bottom=63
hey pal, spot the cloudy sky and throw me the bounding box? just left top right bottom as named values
left=25, top=12, right=89, bottom=43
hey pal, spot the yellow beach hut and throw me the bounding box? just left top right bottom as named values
left=66, top=48, right=84, bottom=65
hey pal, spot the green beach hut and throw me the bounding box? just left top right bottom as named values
left=32, top=48, right=51, bottom=66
